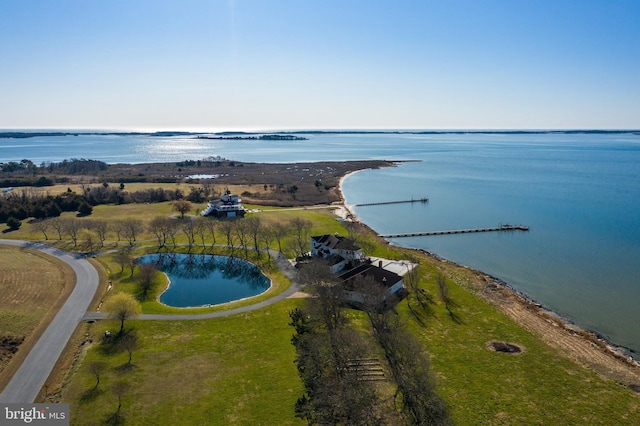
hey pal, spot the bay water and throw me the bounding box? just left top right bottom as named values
left=2, top=131, right=639, bottom=353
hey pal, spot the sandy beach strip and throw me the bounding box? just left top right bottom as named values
left=336, top=167, right=640, bottom=387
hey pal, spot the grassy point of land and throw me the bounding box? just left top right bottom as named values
left=3, top=173, right=639, bottom=424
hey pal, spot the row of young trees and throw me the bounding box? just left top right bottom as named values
left=290, top=261, right=452, bottom=425
left=147, top=215, right=313, bottom=260
left=86, top=292, right=142, bottom=424
left=28, top=212, right=316, bottom=263
left=32, top=217, right=144, bottom=248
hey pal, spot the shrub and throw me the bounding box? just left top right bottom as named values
left=6, top=216, right=21, bottom=230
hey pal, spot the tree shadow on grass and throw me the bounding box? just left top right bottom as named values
left=447, top=308, right=464, bottom=325
left=114, top=363, right=137, bottom=374
left=98, top=329, right=135, bottom=356
left=79, top=387, right=104, bottom=404
left=105, top=411, right=126, bottom=426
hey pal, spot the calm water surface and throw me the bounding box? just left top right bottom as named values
left=139, top=253, right=270, bottom=308
left=3, top=131, right=640, bottom=353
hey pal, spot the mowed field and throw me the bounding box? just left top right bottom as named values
left=1, top=182, right=639, bottom=423
left=0, top=245, right=74, bottom=387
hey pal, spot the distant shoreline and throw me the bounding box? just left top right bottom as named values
left=2, top=129, right=639, bottom=139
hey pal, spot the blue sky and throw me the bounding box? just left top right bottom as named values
left=1, top=0, right=638, bottom=130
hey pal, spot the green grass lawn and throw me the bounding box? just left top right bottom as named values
left=7, top=200, right=637, bottom=424
left=63, top=300, right=305, bottom=426
left=397, top=265, right=640, bottom=425
left=97, top=249, right=293, bottom=315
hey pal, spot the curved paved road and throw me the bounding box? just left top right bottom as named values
left=0, top=239, right=99, bottom=403
left=0, top=241, right=301, bottom=402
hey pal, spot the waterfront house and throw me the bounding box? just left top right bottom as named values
left=338, top=261, right=405, bottom=305
left=310, top=234, right=405, bottom=306
left=310, top=234, right=364, bottom=267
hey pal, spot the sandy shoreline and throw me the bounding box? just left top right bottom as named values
left=337, top=168, right=640, bottom=387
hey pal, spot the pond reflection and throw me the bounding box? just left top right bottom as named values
left=139, top=253, right=270, bottom=307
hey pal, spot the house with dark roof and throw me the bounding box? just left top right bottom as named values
left=201, top=190, right=247, bottom=218
left=338, top=260, right=405, bottom=305
left=311, top=234, right=364, bottom=265
left=310, top=234, right=405, bottom=305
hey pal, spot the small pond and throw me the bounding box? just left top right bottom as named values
left=139, top=253, right=270, bottom=307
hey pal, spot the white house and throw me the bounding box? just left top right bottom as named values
left=310, top=234, right=364, bottom=265
left=309, top=234, right=405, bottom=306
left=201, top=190, right=247, bottom=218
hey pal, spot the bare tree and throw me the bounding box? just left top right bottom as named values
left=182, top=220, right=197, bottom=252
left=136, top=263, right=159, bottom=298
left=261, top=225, right=275, bottom=264
left=366, top=310, right=452, bottom=425
left=111, top=220, right=125, bottom=244
left=62, top=218, right=82, bottom=247
left=272, top=222, right=288, bottom=254
left=122, top=218, right=143, bottom=247
left=50, top=217, right=65, bottom=240
left=88, top=361, right=107, bottom=390
left=32, top=220, right=50, bottom=240
left=405, top=266, right=435, bottom=325
left=205, top=218, right=217, bottom=249
left=437, top=273, right=460, bottom=323
left=148, top=216, right=175, bottom=248
left=219, top=220, right=236, bottom=255
left=194, top=221, right=208, bottom=249
left=118, top=332, right=139, bottom=366
left=108, top=381, right=130, bottom=425
left=313, top=283, right=348, bottom=333
left=299, top=258, right=337, bottom=287
left=290, top=291, right=385, bottom=425
left=84, top=232, right=95, bottom=252
left=202, top=181, right=218, bottom=199
left=113, top=251, right=133, bottom=275
left=290, top=217, right=312, bottom=258
left=245, top=215, right=262, bottom=256
left=88, top=220, right=109, bottom=248
left=234, top=219, right=250, bottom=258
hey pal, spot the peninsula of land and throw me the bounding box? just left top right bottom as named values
left=2, top=157, right=639, bottom=411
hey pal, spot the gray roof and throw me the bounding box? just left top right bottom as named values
left=311, top=234, right=361, bottom=252
left=339, top=262, right=402, bottom=291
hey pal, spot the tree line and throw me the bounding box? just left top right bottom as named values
left=290, top=260, right=452, bottom=425
left=0, top=183, right=221, bottom=230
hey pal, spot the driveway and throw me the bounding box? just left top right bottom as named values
left=0, top=242, right=301, bottom=402
left=0, top=239, right=100, bottom=403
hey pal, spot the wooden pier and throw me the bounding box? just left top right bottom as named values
left=354, top=197, right=428, bottom=207
left=379, top=224, right=529, bottom=239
